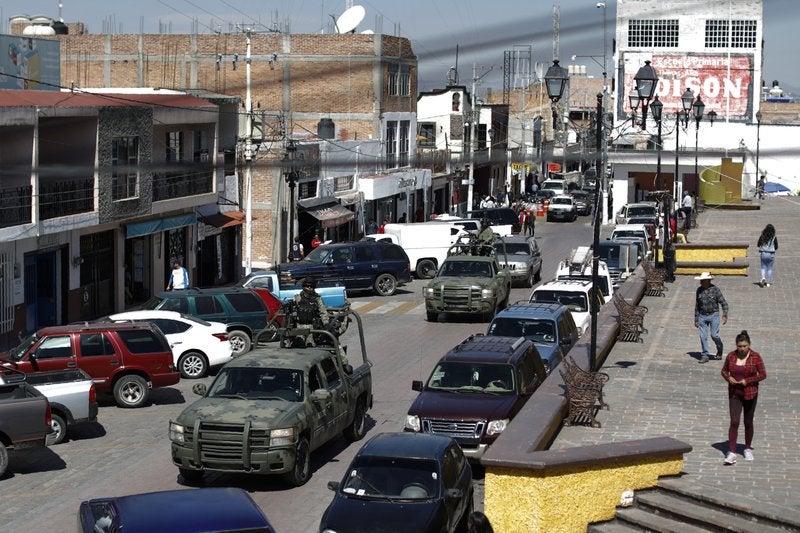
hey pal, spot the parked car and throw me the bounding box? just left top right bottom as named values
left=0, top=371, right=51, bottom=477
left=529, top=279, right=605, bottom=335
left=610, top=224, right=653, bottom=260
left=531, top=189, right=556, bottom=204
left=546, top=194, right=578, bottom=222
left=539, top=179, right=568, bottom=195
left=276, top=241, right=411, bottom=297
left=487, top=302, right=580, bottom=375
left=78, top=487, right=275, bottom=533
left=0, top=322, right=178, bottom=408
left=141, top=287, right=271, bottom=357
left=594, top=240, right=642, bottom=288
left=569, top=190, right=592, bottom=216
left=320, top=433, right=474, bottom=533
left=626, top=216, right=658, bottom=246
left=405, top=334, right=546, bottom=459
left=1, top=366, right=97, bottom=445
left=466, top=207, right=520, bottom=234
left=236, top=270, right=348, bottom=308
left=493, top=235, right=542, bottom=287
left=104, top=310, right=233, bottom=379
left=615, top=202, right=658, bottom=225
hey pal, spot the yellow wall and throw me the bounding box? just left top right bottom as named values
left=484, top=457, right=684, bottom=532
left=699, top=157, right=743, bottom=204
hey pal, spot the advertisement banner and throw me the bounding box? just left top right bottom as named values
left=0, top=34, right=61, bottom=90
left=621, top=52, right=754, bottom=122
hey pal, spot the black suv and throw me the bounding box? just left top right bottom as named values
left=467, top=208, right=521, bottom=234
left=276, top=241, right=411, bottom=296
left=141, top=287, right=269, bottom=356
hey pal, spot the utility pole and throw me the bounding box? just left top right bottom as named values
left=467, top=64, right=493, bottom=212
left=243, top=29, right=254, bottom=275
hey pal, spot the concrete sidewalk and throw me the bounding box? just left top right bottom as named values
left=551, top=196, right=800, bottom=512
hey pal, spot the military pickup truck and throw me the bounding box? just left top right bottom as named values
left=0, top=370, right=51, bottom=477
left=1, top=367, right=98, bottom=445
left=424, top=235, right=511, bottom=322
left=169, top=310, right=372, bottom=487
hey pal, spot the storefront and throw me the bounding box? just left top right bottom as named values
left=359, top=169, right=432, bottom=230
left=197, top=210, right=244, bottom=287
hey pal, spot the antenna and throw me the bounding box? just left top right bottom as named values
left=552, top=5, right=560, bottom=61
left=335, top=5, right=365, bottom=34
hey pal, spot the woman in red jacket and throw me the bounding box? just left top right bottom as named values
left=720, top=330, right=767, bottom=465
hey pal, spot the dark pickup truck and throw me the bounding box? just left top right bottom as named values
left=0, top=371, right=51, bottom=477
left=404, top=334, right=546, bottom=460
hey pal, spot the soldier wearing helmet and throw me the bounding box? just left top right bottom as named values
left=293, top=277, right=329, bottom=330
left=476, top=217, right=495, bottom=254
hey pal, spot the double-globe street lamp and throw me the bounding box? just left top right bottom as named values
left=283, top=140, right=298, bottom=260
left=546, top=59, right=601, bottom=372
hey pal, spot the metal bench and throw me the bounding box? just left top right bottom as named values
left=640, top=260, right=667, bottom=297
left=559, top=356, right=609, bottom=428
left=612, top=292, right=648, bottom=342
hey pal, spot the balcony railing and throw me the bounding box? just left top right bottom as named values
left=0, top=186, right=32, bottom=229
left=40, top=178, right=95, bottom=220
left=153, top=164, right=213, bottom=202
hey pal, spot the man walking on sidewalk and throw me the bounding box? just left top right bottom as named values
left=694, top=272, right=728, bottom=363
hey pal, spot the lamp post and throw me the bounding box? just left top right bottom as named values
left=675, top=88, right=694, bottom=203
left=633, top=60, right=658, bottom=129
left=544, top=60, right=569, bottom=176
left=650, top=96, right=668, bottom=270
left=589, top=92, right=603, bottom=372
left=692, top=94, right=706, bottom=179
left=283, top=140, right=298, bottom=260
left=597, top=1, right=609, bottom=222
left=755, top=110, right=763, bottom=190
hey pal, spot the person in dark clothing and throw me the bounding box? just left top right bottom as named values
left=694, top=272, right=728, bottom=364
left=290, top=237, right=304, bottom=261
left=291, top=277, right=329, bottom=347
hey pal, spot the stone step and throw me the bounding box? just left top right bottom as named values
left=614, top=507, right=710, bottom=533
left=637, top=490, right=789, bottom=533
left=587, top=519, right=644, bottom=532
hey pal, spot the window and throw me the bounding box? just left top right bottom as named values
left=111, top=136, right=139, bottom=200
left=379, top=244, right=407, bottom=261
left=705, top=19, right=757, bottom=48
left=477, top=124, right=488, bottom=150
left=418, top=122, right=436, bottom=148
left=80, top=333, right=116, bottom=357
left=628, top=19, right=679, bottom=48
left=387, top=64, right=410, bottom=96
left=399, top=65, right=410, bottom=96
left=398, top=121, right=410, bottom=167
left=334, top=175, right=354, bottom=192
left=117, top=329, right=169, bottom=354
left=387, top=63, right=398, bottom=96
left=166, top=131, right=183, bottom=162
left=194, top=296, right=223, bottom=315
left=160, top=298, right=189, bottom=313
left=386, top=121, right=397, bottom=168
left=355, top=245, right=375, bottom=262
left=319, top=357, right=341, bottom=388
left=35, top=336, right=73, bottom=359
left=225, top=293, right=264, bottom=313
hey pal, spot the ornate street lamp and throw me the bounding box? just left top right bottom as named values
left=650, top=95, right=670, bottom=271
left=544, top=60, right=569, bottom=103
left=634, top=60, right=658, bottom=128
left=691, top=95, right=709, bottom=178
left=283, top=140, right=298, bottom=260
left=755, top=110, right=763, bottom=195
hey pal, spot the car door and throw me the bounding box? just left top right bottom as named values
left=24, top=334, right=76, bottom=373
left=319, top=356, right=349, bottom=433
left=76, top=332, right=121, bottom=386
left=149, top=318, right=186, bottom=358
left=443, top=444, right=471, bottom=531
left=352, top=244, right=378, bottom=289
left=528, top=239, right=542, bottom=273
left=191, top=295, right=227, bottom=325
left=324, top=246, right=358, bottom=289
left=307, top=364, right=336, bottom=447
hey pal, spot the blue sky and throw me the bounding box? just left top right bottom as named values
left=2, top=0, right=797, bottom=93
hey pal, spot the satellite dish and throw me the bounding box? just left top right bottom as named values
left=361, top=29, right=374, bottom=34
left=336, top=5, right=365, bottom=33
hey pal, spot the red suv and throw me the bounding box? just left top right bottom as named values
left=0, top=323, right=179, bottom=408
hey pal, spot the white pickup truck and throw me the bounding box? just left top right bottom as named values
left=0, top=367, right=98, bottom=445
left=555, top=246, right=615, bottom=303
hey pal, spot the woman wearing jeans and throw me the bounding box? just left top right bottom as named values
left=757, top=224, right=778, bottom=287
left=720, top=330, right=767, bottom=465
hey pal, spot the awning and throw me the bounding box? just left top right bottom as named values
left=199, top=211, right=247, bottom=228
left=304, top=203, right=355, bottom=228
left=125, top=212, right=197, bottom=239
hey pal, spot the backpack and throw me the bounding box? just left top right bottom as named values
left=290, top=242, right=303, bottom=260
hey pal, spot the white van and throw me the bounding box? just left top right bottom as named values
left=540, top=179, right=567, bottom=195
left=367, top=222, right=466, bottom=279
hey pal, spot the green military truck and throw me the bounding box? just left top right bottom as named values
left=424, top=236, right=511, bottom=322
left=169, top=311, right=372, bottom=487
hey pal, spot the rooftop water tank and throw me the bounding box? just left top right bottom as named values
left=318, top=118, right=335, bottom=140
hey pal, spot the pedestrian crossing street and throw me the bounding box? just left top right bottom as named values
left=349, top=299, right=425, bottom=315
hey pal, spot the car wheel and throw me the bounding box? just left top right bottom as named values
left=284, top=437, right=311, bottom=487
left=456, top=490, right=475, bottom=533
left=526, top=269, right=535, bottom=288
left=46, top=413, right=67, bottom=445
left=113, top=374, right=150, bottom=408
left=0, top=442, right=7, bottom=478
left=416, top=259, right=437, bottom=279
left=228, top=330, right=251, bottom=357
left=178, top=351, right=208, bottom=379
left=179, top=468, right=204, bottom=484
left=426, top=311, right=438, bottom=322
left=534, top=265, right=542, bottom=283
left=373, top=273, right=397, bottom=296
left=343, top=399, right=367, bottom=442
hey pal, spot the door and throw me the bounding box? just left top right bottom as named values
left=77, top=332, right=121, bottom=387
left=80, top=231, right=115, bottom=319
left=352, top=245, right=378, bottom=288
left=23, top=334, right=76, bottom=373
left=319, top=356, right=348, bottom=434
left=326, top=246, right=359, bottom=289
left=307, top=365, right=335, bottom=447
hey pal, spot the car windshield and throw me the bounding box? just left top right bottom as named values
left=438, top=261, right=492, bottom=278
left=494, top=243, right=529, bottom=255
left=531, top=290, right=588, bottom=312
left=208, top=367, right=304, bottom=402
left=140, top=296, right=165, bottom=310
left=301, top=246, right=331, bottom=264
left=627, top=218, right=654, bottom=225
left=551, top=197, right=572, bottom=205
left=488, top=317, right=556, bottom=344
left=613, top=230, right=645, bottom=239
left=427, top=362, right=515, bottom=393
left=341, top=457, right=439, bottom=500
left=5, top=335, right=38, bottom=361
left=628, top=206, right=656, bottom=217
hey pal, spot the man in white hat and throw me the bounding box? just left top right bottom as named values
left=694, top=272, right=728, bottom=363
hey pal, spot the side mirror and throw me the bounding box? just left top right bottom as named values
left=311, top=388, right=332, bottom=401
left=445, top=488, right=463, bottom=500
left=327, top=481, right=340, bottom=492
left=411, top=380, right=423, bottom=391
left=192, top=383, right=207, bottom=396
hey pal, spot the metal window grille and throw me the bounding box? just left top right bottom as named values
left=706, top=19, right=756, bottom=48
left=388, top=64, right=399, bottom=96
left=111, top=136, right=139, bottom=200
left=628, top=19, right=679, bottom=48
left=0, top=247, right=13, bottom=334
left=386, top=121, right=397, bottom=168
